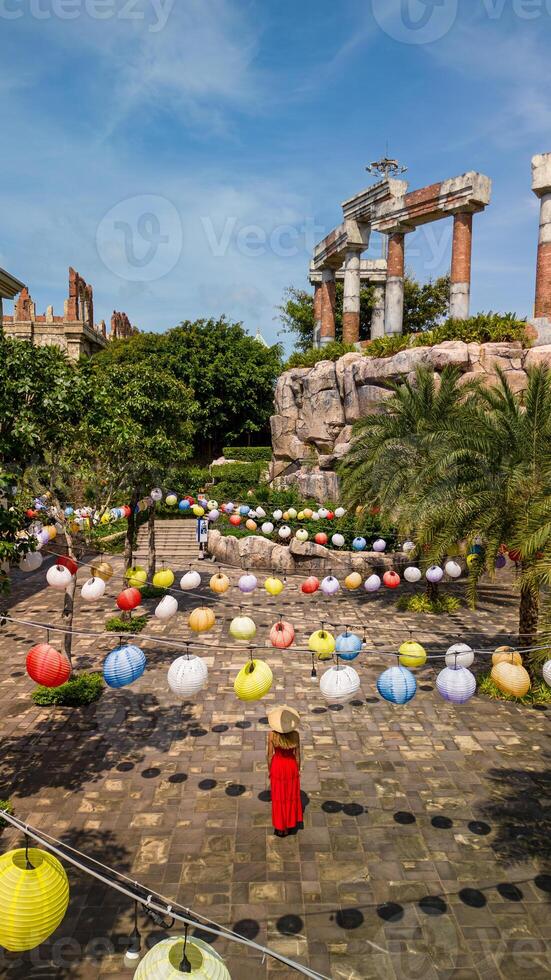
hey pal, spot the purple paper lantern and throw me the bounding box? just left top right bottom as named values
left=436, top=666, right=476, bottom=704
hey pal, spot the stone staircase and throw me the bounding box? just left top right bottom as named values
left=134, top=519, right=199, bottom=565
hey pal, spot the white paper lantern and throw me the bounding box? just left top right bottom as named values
left=168, top=655, right=208, bottom=698
left=46, top=565, right=73, bottom=591
left=272, top=509, right=283, bottom=521
left=404, top=566, right=422, bottom=583
left=295, top=529, right=308, bottom=542
left=445, top=560, right=462, bottom=579
left=238, top=573, right=258, bottom=593
left=436, top=666, right=477, bottom=704
left=445, top=643, right=475, bottom=669
left=261, top=522, right=274, bottom=535
left=321, top=575, right=340, bottom=595
left=180, top=570, right=201, bottom=591
left=81, top=576, right=106, bottom=601
left=19, top=551, right=43, bottom=573
left=364, top=574, right=381, bottom=593
left=207, top=500, right=218, bottom=510
left=278, top=525, right=291, bottom=540
left=318, top=508, right=329, bottom=518
left=331, top=533, right=345, bottom=548
left=150, top=488, right=163, bottom=502
left=403, top=540, right=415, bottom=554
left=256, top=506, right=266, bottom=519
left=335, top=507, right=346, bottom=519
left=542, top=660, right=551, bottom=687
left=320, top=665, right=361, bottom=703
left=134, top=936, right=230, bottom=980
left=311, top=511, right=320, bottom=521
left=373, top=539, right=387, bottom=553
left=426, top=565, right=444, bottom=584
left=155, top=595, right=179, bottom=621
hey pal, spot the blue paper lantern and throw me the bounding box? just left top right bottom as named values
left=239, top=505, right=250, bottom=516
left=377, top=665, right=417, bottom=704
left=64, top=506, right=74, bottom=517
left=436, top=666, right=476, bottom=704
left=352, top=537, right=367, bottom=552
left=103, top=645, right=146, bottom=689
left=179, top=500, right=190, bottom=511
left=335, top=632, right=363, bottom=661
left=495, top=554, right=506, bottom=570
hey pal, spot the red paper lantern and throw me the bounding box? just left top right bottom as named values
left=185, top=496, right=195, bottom=505
left=230, top=515, right=242, bottom=527
left=26, top=643, right=71, bottom=688
left=26, top=509, right=38, bottom=519
left=315, top=533, right=328, bottom=546
left=508, top=548, right=521, bottom=563
left=326, top=511, right=335, bottom=521
left=116, top=588, right=142, bottom=611
left=57, top=556, right=78, bottom=576
left=121, top=505, right=131, bottom=519
left=301, top=576, right=320, bottom=595
left=383, top=571, right=401, bottom=590
left=269, top=621, right=295, bottom=649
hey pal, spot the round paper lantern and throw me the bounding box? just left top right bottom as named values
left=256, top=506, right=266, bottom=519
left=38, top=529, right=51, bottom=546
left=319, top=508, right=328, bottom=519
left=377, top=665, right=417, bottom=704
left=303, top=508, right=313, bottom=519
left=314, top=532, right=328, bottom=546
left=445, top=643, right=474, bottom=669
left=19, top=551, right=43, bottom=573
left=90, top=560, right=113, bottom=582
left=301, top=576, right=320, bottom=595
left=81, top=576, right=106, bottom=601
left=210, top=572, right=230, bottom=594
left=272, top=509, right=283, bottom=521
left=224, top=502, right=234, bottom=513
left=278, top=525, right=291, bottom=540
left=331, top=533, right=345, bottom=548
left=165, top=494, right=178, bottom=507
left=239, top=505, right=250, bottom=516
left=270, top=621, right=295, bottom=649
left=229, top=515, right=242, bottom=527
left=308, top=629, right=336, bottom=660
left=193, top=505, right=206, bottom=518
left=167, top=656, right=208, bottom=698
left=494, top=553, right=506, bottom=570
left=297, top=511, right=305, bottom=521
left=261, top=522, right=274, bottom=535
left=466, top=553, right=481, bottom=569
left=126, top=566, right=147, bottom=588
left=64, top=506, right=74, bottom=516
left=373, top=539, right=386, bottom=553
left=238, top=573, right=258, bottom=593
left=45, top=526, right=57, bottom=540
left=402, top=540, right=415, bottom=554
left=264, top=576, right=284, bottom=596
left=326, top=511, right=335, bottom=520
left=116, top=588, right=142, bottom=611
left=229, top=616, right=257, bottom=641
left=335, top=507, right=346, bottom=519
left=151, top=488, right=163, bottom=502
left=321, top=575, right=340, bottom=596
left=404, top=566, right=422, bottom=584
left=245, top=519, right=257, bottom=531
left=0, top=848, right=70, bottom=953
left=344, top=572, right=362, bottom=591
left=208, top=509, right=220, bottom=522
left=100, top=513, right=110, bottom=525
left=57, top=555, right=78, bottom=576
left=180, top=570, right=201, bottom=591
left=352, top=537, right=366, bottom=552
left=103, top=644, right=146, bottom=688
left=234, top=659, right=273, bottom=701
left=492, top=647, right=523, bottom=667
left=383, top=571, right=400, bottom=589
left=445, top=560, right=462, bottom=579
left=155, top=595, right=179, bottom=621
left=426, top=565, right=444, bottom=584
left=295, top=528, right=308, bottom=542
left=335, top=632, right=362, bottom=661
left=46, top=564, right=73, bottom=591
left=491, top=661, right=531, bottom=698
left=188, top=607, right=216, bottom=633
left=311, top=511, right=320, bottom=521
left=320, top=664, right=360, bottom=703
left=364, top=574, right=381, bottom=593
left=153, top=568, right=175, bottom=589
left=399, top=641, right=427, bottom=669
left=542, top=660, right=551, bottom=687
left=436, top=666, right=477, bottom=704
left=26, top=644, right=71, bottom=688
left=179, top=499, right=191, bottom=511
left=133, top=936, right=231, bottom=980
left=287, top=508, right=297, bottom=519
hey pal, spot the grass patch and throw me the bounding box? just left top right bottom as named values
left=364, top=313, right=529, bottom=359
left=32, top=672, right=105, bottom=707
left=396, top=593, right=461, bottom=614
left=478, top=672, right=551, bottom=706
left=284, top=341, right=356, bottom=369
left=105, top=614, right=148, bottom=633
left=0, top=800, right=14, bottom=829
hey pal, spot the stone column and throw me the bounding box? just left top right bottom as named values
left=342, top=249, right=362, bottom=344
left=532, top=153, right=551, bottom=324
left=313, top=282, right=322, bottom=348
left=384, top=233, right=405, bottom=335
left=370, top=285, right=386, bottom=339
left=320, top=268, right=336, bottom=346
left=450, top=211, right=473, bottom=320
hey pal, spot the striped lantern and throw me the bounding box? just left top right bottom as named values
left=344, top=572, right=362, bottom=591
left=335, top=632, right=362, bottom=661
left=491, top=662, right=531, bottom=699
left=229, top=616, right=257, bottom=641
left=364, top=574, right=381, bottom=593
left=492, top=647, right=523, bottom=667
left=26, top=644, right=71, bottom=688
left=377, top=665, right=417, bottom=705
left=188, top=607, right=216, bottom=633
left=0, top=848, right=70, bottom=952
left=436, top=666, right=477, bottom=704
left=167, top=656, right=208, bottom=698
left=308, top=629, right=336, bottom=660
left=133, top=936, right=231, bottom=979
left=320, top=665, right=361, bottom=703
left=103, top=645, right=146, bottom=689
left=445, top=643, right=474, bottom=669
left=543, top=660, right=551, bottom=687
left=238, top=573, right=258, bottom=594
left=234, top=659, right=273, bottom=701
left=398, top=641, right=427, bottom=669
left=269, top=621, right=295, bottom=649
left=90, top=560, right=114, bottom=582
left=210, top=572, right=230, bottom=594
left=264, top=576, right=284, bottom=596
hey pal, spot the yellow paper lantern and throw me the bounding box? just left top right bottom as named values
left=126, top=566, right=147, bottom=588
left=134, top=936, right=231, bottom=979
left=264, top=577, right=284, bottom=596
left=45, top=526, right=57, bottom=540
left=0, top=848, right=69, bottom=952
left=234, top=659, right=273, bottom=701
left=193, top=505, right=205, bottom=517
left=308, top=629, right=336, bottom=661
left=399, top=641, right=427, bottom=669
left=492, top=646, right=523, bottom=666
left=100, top=513, right=111, bottom=525
left=210, top=572, right=230, bottom=594
left=188, top=606, right=216, bottom=633
left=344, top=572, right=362, bottom=591
left=153, top=568, right=175, bottom=589
left=297, top=511, right=305, bottom=521
left=303, top=508, right=313, bottom=519
left=491, top=662, right=531, bottom=698
left=90, top=560, right=114, bottom=582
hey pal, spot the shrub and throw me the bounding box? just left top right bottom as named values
left=139, top=585, right=166, bottom=600
left=32, top=673, right=105, bottom=707
left=105, top=614, right=148, bottom=633
left=284, top=341, right=356, bottom=369
left=222, top=446, right=272, bottom=462
left=396, top=593, right=461, bottom=614
left=363, top=314, right=529, bottom=360
left=0, top=800, right=14, bottom=829
left=478, top=672, right=551, bottom=705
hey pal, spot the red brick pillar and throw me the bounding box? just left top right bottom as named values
left=342, top=249, right=362, bottom=344
left=532, top=154, right=551, bottom=325
left=450, top=212, right=473, bottom=320
left=320, top=268, right=336, bottom=345
left=313, top=282, right=322, bottom=347
left=384, top=232, right=405, bottom=334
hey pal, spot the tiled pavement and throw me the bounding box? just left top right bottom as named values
left=0, top=556, right=550, bottom=979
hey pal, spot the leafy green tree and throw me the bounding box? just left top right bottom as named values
left=278, top=283, right=374, bottom=351
left=403, top=274, right=450, bottom=334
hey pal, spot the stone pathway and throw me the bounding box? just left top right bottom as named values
left=0, top=557, right=549, bottom=979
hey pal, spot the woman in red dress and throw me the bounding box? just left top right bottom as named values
left=267, top=706, right=303, bottom=837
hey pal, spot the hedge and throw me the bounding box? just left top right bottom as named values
left=222, top=446, right=272, bottom=462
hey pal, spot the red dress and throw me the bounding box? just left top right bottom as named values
left=270, top=746, right=303, bottom=833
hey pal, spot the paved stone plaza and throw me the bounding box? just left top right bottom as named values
left=0, top=557, right=550, bottom=979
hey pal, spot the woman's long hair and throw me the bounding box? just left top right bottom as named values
left=271, top=730, right=299, bottom=750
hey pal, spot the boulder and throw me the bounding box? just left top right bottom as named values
left=238, top=535, right=278, bottom=569
left=207, top=530, right=240, bottom=566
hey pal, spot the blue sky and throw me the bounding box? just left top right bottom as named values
left=1, top=0, right=550, bottom=347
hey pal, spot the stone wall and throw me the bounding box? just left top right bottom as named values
left=269, top=341, right=551, bottom=502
